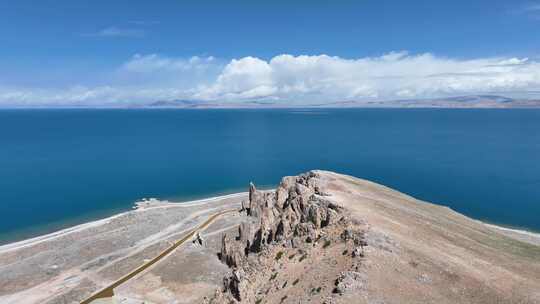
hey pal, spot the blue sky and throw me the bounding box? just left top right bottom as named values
left=1, top=0, right=540, bottom=106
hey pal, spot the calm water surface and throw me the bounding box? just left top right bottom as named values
left=1, top=109, right=539, bottom=243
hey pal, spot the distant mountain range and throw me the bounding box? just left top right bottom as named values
left=145, top=95, right=540, bottom=109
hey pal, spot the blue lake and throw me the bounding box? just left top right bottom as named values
left=1, top=108, right=539, bottom=244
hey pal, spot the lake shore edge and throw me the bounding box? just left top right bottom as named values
left=0, top=192, right=247, bottom=254
left=1, top=190, right=539, bottom=254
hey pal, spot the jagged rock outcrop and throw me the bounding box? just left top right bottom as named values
left=222, top=269, right=245, bottom=300
left=218, top=171, right=344, bottom=301
left=219, top=234, right=244, bottom=268
left=341, top=228, right=367, bottom=258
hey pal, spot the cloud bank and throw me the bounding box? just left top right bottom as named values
left=1, top=52, right=540, bottom=106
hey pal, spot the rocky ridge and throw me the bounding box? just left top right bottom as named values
left=209, top=171, right=368, bottom=303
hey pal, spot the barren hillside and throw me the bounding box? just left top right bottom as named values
left=1, top=171, right=539, bottom=304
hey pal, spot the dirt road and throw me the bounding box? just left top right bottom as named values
left=81, top=209, right=235, bottom=304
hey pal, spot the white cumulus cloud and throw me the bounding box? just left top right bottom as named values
left=194, top=52, right=540, bottom=102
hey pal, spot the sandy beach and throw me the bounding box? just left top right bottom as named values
left=0, top=192, right=248, bottom=304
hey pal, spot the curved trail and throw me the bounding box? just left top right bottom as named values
left=81, top=209, right=236, bottom=304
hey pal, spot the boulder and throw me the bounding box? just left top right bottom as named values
left=334, top=271, right=367, bottom=295
left=352, top=247, right=364, bottom=258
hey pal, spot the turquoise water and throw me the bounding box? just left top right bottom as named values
left=1, top=108, right=539, bottom=244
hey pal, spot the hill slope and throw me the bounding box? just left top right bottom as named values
left=207, top=171, right=540, bottom=303
left=0, top=171, right=538, bottom=303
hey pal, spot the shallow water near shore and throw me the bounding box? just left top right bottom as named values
left=1, top=108, right=539, bottom=244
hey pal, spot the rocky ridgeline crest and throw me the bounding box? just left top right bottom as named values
left=219, top=171, right=344, bottom=300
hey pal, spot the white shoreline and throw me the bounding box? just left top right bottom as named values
left=1, top=191, right=539, bottom=253
left=484, top=223, right=540, bottom=237
left=482, top=222, right=540, bottom=245
left=0, top=192, right=247, bottom=254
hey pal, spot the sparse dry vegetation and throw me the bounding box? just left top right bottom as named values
left=323, top=240, right=331, bottom=248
